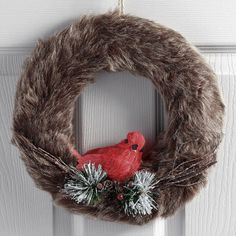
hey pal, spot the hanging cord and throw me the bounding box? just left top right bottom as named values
left=118, top=0, right=124, bottom=15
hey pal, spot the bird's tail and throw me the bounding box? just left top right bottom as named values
left=68, top=143, right=82, bottom=159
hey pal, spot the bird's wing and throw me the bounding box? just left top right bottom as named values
left=82, top=148, right=130, bottom=161
left=77, top=154, right=104, bottom=168
left=104, top=147, right=129, bottom=158
left=83, top=145, right=119, bottom=155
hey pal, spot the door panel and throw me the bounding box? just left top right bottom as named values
left=185, top=53, right=236, bottom=236
left=0, top=53, right=53, bottom=236
left=75, top=71, right=164, bottom=236
left=0, top=43, right=235, bottom=236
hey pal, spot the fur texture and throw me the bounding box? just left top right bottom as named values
left=12, top=11, right=224, bottom=225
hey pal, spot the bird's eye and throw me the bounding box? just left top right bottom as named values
left=124, top=139, right=128, bottom=143
left=131, top=144, right=138, bottom=150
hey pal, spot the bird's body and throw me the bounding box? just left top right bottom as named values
left=71, top=131, right=145, bottom=181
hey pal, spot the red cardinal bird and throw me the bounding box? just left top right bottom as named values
left=70, top=131, right=145, bottom=181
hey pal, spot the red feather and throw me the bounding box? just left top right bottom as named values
left=70, top=131, right=145, bottom=181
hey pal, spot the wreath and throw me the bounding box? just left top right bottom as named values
left=12, top=11, right=224, bottom=225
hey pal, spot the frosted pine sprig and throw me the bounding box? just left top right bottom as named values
left=124, top=170, right=158, bottom=216
left=63, top=163, right=107, bottom=205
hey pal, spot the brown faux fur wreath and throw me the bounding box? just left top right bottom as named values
left=12, top=11, right=224, bottom=225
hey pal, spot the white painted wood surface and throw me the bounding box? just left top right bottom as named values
left=185, top=53, right=236, bottom=236
left=76, top=72, right=165, bottom=236
left=125, top=0, right=236, bottom=45
left=0, top=0, right=236, bottom=47
left=0, top=53, right=53, bottom=236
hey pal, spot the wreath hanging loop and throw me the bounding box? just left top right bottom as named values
left=12, top=11, right=224, bottom=225
left=118, top=0, right=124, bottom=15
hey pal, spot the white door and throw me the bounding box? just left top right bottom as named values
left=0, top=1, right=235, bottom=236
